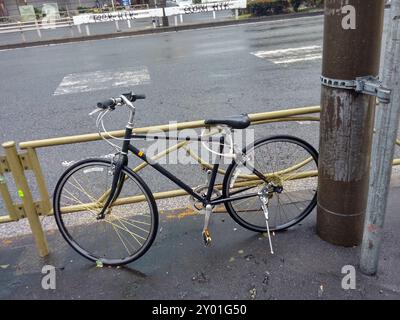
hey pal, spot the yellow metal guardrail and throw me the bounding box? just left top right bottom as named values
left=1, top=104, right=399, bottom=257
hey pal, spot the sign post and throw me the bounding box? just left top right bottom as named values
left=360, top=0, right=400, bottom=275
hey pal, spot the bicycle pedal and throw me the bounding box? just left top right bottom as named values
left=202, top=229, right=212, bottom=246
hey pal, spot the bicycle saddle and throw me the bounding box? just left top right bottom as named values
left=204, top=114, right=251, bottom=129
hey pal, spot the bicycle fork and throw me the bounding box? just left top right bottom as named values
left=96, top=153, right=127, bottom=220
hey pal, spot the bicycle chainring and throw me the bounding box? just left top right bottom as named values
left=189, top=185, right=221, bottom=212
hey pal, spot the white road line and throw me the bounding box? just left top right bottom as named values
left=53, top=66, right=151, bottom=95
left=251, top=45, right=322, bottom=65
left=273, top=53, right=322, bottom=64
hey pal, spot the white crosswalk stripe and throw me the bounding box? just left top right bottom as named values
left=54, top=66, right=151, bottom=95
left=251, top=45, right=322, bottom=65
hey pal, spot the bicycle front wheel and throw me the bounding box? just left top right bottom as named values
left=223, top=136, right=318, bottom=232
left=53, top=158, right=158, bottom=266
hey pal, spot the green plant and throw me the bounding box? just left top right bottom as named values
left=77, top=6, right=90, bottom=14
left=290, top=0, right=302, bottom=12
left=304, top=0, right=324, bottom=8
left=247, top=0, right=290, bottom=17
left=33, top=6, right=42, bottom=19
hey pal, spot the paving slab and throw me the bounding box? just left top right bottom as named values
left=1, top=184, right=399, bottom=300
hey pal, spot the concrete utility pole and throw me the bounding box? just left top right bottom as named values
left=317, top=0, right=386, bottom=246
left=360, top=0, right=400, bottom=275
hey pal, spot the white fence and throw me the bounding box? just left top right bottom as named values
left=73, top=0, right=246, bottom=24
left=0, top=0, right=246, bottom=36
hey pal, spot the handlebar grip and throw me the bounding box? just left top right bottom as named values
left=122, top=92, right=146, bottom=102
left=135, top=94, right=146, bottom=100
left=97, top=98, right=116, bottom=109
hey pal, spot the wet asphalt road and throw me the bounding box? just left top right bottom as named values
left=0, top=10, right=391, bottom=208
left=0, top=15, right=325, bottom=198
left=0, top=11, right=234, bottom=46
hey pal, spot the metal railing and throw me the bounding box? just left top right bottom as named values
left=1, top=104, right=399, bottom=257
left=0, top=4, right=150, bottom=36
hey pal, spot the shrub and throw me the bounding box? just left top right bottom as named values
left=34, top=7, right=42, bottom=19
left=77, top=6, right=90, bottom=14
left=247, top=0, right=290, bottom=16
left=291, top=0, right=302, bottom=12
left=304, top=0, right=324, bottom=8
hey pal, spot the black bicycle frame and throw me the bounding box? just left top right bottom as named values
left=115, top=126, right=267, bottom=207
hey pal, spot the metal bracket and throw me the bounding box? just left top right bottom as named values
left=0, top=156, right=10, bottom=173
left=19, top=152, right=32, bottom=171
left=320, top=75, right=392, bottom=104
left=13, top=204, right=25, bottom=220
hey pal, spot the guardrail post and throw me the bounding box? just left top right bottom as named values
left=35, top=20, right=42, bottom=38
left=0, top=156, right=17, bottom=221
left=85, top=24, right=90, bottom=36
left=18, top=21, right=26, bottom=42
left=26, top=147, right=51, bottom=214
left=2, top=141, right=49, bottom=257
left=69, top=20, right=74, bottom=37
left=127, top=19, right=131, bottom=28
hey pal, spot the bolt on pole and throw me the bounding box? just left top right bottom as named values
left=360, top=0, right=400, bottom=275
left=317, top=0, right=385, bottom=246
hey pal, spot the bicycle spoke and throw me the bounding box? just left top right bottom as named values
left=226, top=138, right=317, bottom=232
left=55, top=161, right=157, bottom=265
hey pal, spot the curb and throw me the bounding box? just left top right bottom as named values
left=0, top=10, right=324, bottom=50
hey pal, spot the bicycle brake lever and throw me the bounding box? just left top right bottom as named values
left=89, top=108, right=103, bottom=116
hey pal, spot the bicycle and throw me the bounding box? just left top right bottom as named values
left=53, top=92, right=318, bottom=266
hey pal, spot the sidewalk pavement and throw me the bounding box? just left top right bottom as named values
left=1, top=182, right=399, bottom=300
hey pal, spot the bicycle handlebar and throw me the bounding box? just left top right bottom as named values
left=96, top=92, right=146, bottom=110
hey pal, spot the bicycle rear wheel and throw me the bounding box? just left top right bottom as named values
left=53, top=158, right=158, bottom=266
left=223, top=136, right=318, bottom=232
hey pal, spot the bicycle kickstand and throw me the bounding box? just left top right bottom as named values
left=202, top=204, right=213, bottom=246
left=258, top=192, right=274, bottom=254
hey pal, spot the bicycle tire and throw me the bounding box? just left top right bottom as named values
left=223, top=135, right=318, bottom=232
left=53, top=158, right=158, bottom=266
